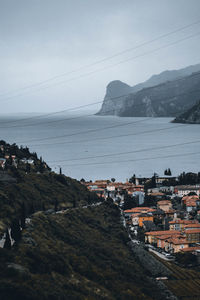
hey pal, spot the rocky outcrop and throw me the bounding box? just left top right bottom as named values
left=97, top=63, right=200, bottom=117
left=172, top=100, right=200, bottom=124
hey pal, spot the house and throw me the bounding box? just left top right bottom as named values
left=157, top=233, right=181, bottom=249
left=155, top=176, right=177, bottom=186
left=148, top=192, right=165, bottom=199
left=124, top=207, right=156, bottom=218
left=169, top=219, right=198, bottom=231
left=186, top=199, right=197, bottom=212
left=165, top=237, right=189, bottom=253
left=145, top=230, right=181, bottom=245
left=142, top=221, right=157, bottom=232
left=157, top=200, right=172, bottom=212
left=185, top=229, right=200, bottom=243
left=180, top=246, right=200, bottom=253
left=182, top=195, right=199, bottom=205
left=174, top=185, right=200, bottom=197
left=165, top=209, right=176, bottom=219
left=138, top=213, right=154, bottom=227
left=0, top=158, right=6, bottom=169
left=184, top=224, right=200, bottom=230
left=132, top=191, right=145, bottom=205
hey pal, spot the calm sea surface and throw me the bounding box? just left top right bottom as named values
left=0, top=113, right=199, bottom=181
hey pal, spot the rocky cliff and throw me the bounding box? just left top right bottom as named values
left=172, top=100, right=200, bottom=124
left=97, top=64, right=200, bottom=117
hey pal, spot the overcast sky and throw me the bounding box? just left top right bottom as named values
left=1, top=0, right=200, bottom=113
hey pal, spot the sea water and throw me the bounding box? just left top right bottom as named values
left=0, top=113, right=199, bottom=181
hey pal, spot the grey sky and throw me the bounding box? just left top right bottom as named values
left=0, top=0, right=200, bottom=113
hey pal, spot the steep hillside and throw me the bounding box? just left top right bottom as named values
left=172, top=100, right=200, bottom=124
left=0, top=141, right=99, bottom=236
left=97, top=64, right=200, bottom=117
left=0, top=173, right=99, bottom=236
left=0, top=201, right=169, bottom=300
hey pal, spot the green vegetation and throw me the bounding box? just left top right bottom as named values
left=0, top=201, right=167, bottom=300
left=0, top=172, right=99, bottom=235
left=0, top=140, right=99, bottom=236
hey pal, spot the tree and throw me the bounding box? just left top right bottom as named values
left=4, top=229, right=11, bottom=250
left=26, top=163, right=31, bottom=173
left=20, top=202, right=26, bottom=229
left=11, top=219, right=21, bottom=242
left=54, top=198, right=58, bottom=212
left=129, top=174, right=136, bottom=184
left=168, top=168, right=172, bottom=176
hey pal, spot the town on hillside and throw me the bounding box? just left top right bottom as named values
left=81, top=171, right=200, bottom=261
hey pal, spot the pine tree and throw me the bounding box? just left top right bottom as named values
left=4, top=229, right=11, bottom=249
left=11, top=219, right=21, bottom=242
left=20, top=203, right=26, bottom=229
left=54, top=199, right=58, bottom=212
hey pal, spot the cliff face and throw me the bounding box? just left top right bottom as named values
left=97, top=64, right=200, bottom=117
left=172, top=100, right=200, bottom=124
left=96, top=80, right=132, bottom=115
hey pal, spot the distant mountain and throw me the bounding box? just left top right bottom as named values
left=97, top=63, right=200, bottom=117
left=172, top=100, right=200, bottom=124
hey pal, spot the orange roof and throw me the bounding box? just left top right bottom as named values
left=182, top=195, right=199, bottom=201
left=150, top=192, right=164, bottom=196
left=169, top=219, right=198, bottom=225
left=131, top=213, right=140, bottom=217
left=145, top=230, right=181, bottom=236
left=167, top=238, right=188, bottom=245
left=157, top=200, right=171, bottom=205
left=184, top=224, right=200, bottom=228
left=157, top=234, right=181, bottom=240
left=124, top=207, right=156, bottom=213
left=186, top=200, right=197, bottom=207
left=185, top=229, right=200, bottom=234
left=181, top=247, right=200, bottom=252
left=165, top=209, right=175, bottom=214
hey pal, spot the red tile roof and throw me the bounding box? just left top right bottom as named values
left=145, top=230, right=181, bottom=236
left=181, top=247, right=200, bottom=252
left=185, top=229, right=200, bottom=234
left=169, top=219, right=198, bottom=225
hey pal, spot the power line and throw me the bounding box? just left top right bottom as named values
left=55, top=151, right=200, bottom=167
left=47, top=139, right=200, bottom=163
left=1, top=68, right=200, bottom=128
left=17, top=118, right=151, bottom=144
left=1, top=19, right=200, bottom=100
left=1, top=30, right=200, bottom=104
left=2, top=77, right=200, bottom=130
left=28, top=123, right=187, bottom=147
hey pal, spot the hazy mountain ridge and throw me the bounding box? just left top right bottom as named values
left=172, top=100, right=200, bottom=124
left=97, top=63, right=200, bottom=117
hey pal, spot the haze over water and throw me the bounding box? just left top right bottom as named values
left=0, top=113, right=199, bottom=181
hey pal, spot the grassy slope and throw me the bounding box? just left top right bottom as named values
left=0, top=202, right=164, bottom=300
left=0, top=172, right=98, bottom=235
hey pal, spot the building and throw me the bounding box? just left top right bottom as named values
left=169, top=219, right=198, bottom=231
left=145, top=230, right=181, bottom=245
left=157, top=200, right=172, bottom=212
left=174, top=185, right=200, bottom=197
left=185, top=229, right=200, bottom=243
left=165, top=237, right=189, bottom=253
left=138, top=213, right=154, bottom=227
left=0, top=158, right=6, bottom=169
